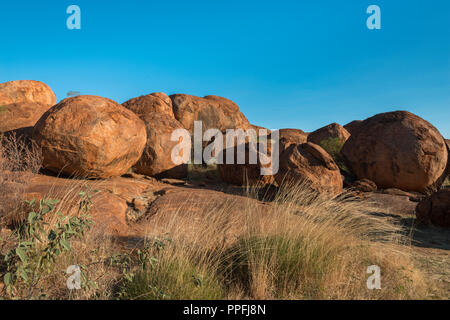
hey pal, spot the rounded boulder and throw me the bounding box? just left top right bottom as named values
left=341, top=111, right=448, bottom=192
left=133, top=112, right=189, bottom=179
left=416, top=189, right=450, bottom=228
left=33, top=95, right=147, bottom=178
left=122, top=92, right=175, bottom=119
left=0, top=80, right=56, bottom=132
left=275, top=142, right=343, bottom=196
left=170, top=94, right=251, bottom=133
left=307, top=123, right=350, bottom=147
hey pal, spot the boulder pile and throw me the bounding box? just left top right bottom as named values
left=1, top=79, right=449, bottom=231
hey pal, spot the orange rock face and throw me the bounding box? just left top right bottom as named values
left=278, top=129, right=309, bottom=152
left=0, top=80, right=56, bottom=132
left=341, top=111, right=448, bottom=192
left=33, top=95, right=147, bottom=179
left=307, top=123, right=350, bottom=146
left=133, top=112, right=188, bottom=179
left=275, top=142, right=343, bottom=196
left=170, top=94, right=251, bottom=133
left=122, top=92, right=175, bottom=119
left=416, top=189, right=450, bottom=228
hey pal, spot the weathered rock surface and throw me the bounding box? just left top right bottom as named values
left=343, top=120, right=363, bottom=136
left=307, top=123, right=350, bottom=146
left=19, top=174, right=157, bottom=236
left=416, top=189, right=450, bottom=228
left=275, top=142, right=343, bottom=196
left=0, top=80, right=57, bottom=132
left=278, top=128, right=308, bottom=152
left=10, top=173, right=270, bottom=238
left=142, top=188, right=270, bottom=242
left=122, top=92, right=175, bottom=119
left=33, top=95, right=147, bottom=178
left=133, top=112, right=188, bottom=179
left=170, top=94, right=251, bottom=133
left=350, top=179, right=377, bottom=192
left=365, top=192, right=418, bottom=216
left=217, top=141, right=275, bottom=186
left=341, top=111, right=448, bottom=192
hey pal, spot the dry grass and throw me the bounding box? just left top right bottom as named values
left=121, top=182, right=429, bottom=300
left=0, top=133, right=42, bottom=228
left=0, top=139, right=434, bottom=299
left=442, top=176, right=450, bottom=189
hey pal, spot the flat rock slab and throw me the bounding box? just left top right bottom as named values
left=364, top=192, right=418, bottom=216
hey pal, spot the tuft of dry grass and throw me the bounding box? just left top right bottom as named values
left=0, top=132, right=42, bottom=228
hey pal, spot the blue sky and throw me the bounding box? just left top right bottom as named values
left=1, top=0, right=449, bottom=137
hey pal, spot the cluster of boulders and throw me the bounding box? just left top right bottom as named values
left=1, top=80, right=449, bottom=228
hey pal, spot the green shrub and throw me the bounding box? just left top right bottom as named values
left=319, top=137, right=355, bottom=183
left=1, top=193, right=93, bottom=299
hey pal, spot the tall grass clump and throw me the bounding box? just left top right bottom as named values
left=120, top=181, right=428, bottom=300
left=0, top=133, right=42, bottom=229
left=116, top=236, right=225, bottom=300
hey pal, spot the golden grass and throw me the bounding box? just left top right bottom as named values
left=0, top=136, right=434, bottom=300
left=123, top=182, right=429, bottom=300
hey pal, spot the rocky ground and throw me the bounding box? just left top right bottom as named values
left=2, top=168, right=446, bottom=298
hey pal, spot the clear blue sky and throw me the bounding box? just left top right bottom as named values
left=1, top=0, right=449, bottom=137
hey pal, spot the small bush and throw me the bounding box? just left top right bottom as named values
left=319, top=137, right=355, bottom=183
left=1, top=195, right=93, bottom=299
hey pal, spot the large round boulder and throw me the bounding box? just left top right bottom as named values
left=341, top=111, right=448, bottom=192
left=122, top=92, right=175, bottom=119
left=275, top=142, right=343, bottom=196
left=33, top=95, right=147, bottom=178
left=343, top=120, right=363, bottom=136
left=307, top=123, right=350, bottom=146
left=416, top=189, right=450, bottom=228
left=133, top=112, right=188, bottom=179
left=170, top=94, right=251, bottom=133
left=278, top=128, right=308, bottom=152
left=0, top=80, right=56, bottom=132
